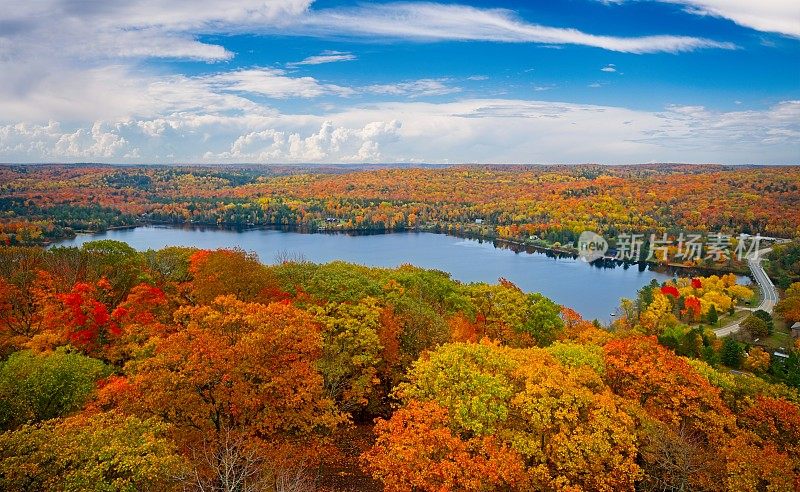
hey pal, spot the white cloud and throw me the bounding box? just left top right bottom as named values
left=0, top=0, right=319, bottom=123
left=292, top=2, right=736, bottom=53
left=0, top=0, right=790, bottom=165
left=220, top=120, right=402, bottom=162
left=287, top=50, right=357, bottom=66
left=0, top=0, right=743, bottom=128
left=201, top=68, right=355, bottom=99
left=2, top=99, right=797, bottom=164
left=0, top=121, right=128, bottom=159
left=0, top=0, right=736, bottom=70
left=364, top=79, right=462, bottom=97
left=0, top=0, right=314, bottom=63
left=642, top=1, right=800, bottom=38
left=601, top=64, right=617, bottom=72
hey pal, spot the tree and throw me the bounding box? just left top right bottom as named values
left=738, top=396, right=800, bottom=459
left=312, top=297, right=383, bottom=413
left=721, top=338, right=745, bottom=369
left=0, top=250, right=49, bottom=355
left=519, top=292, right=564, bottom=346
left=42, top=278, right=120, bottom=355
left=545, top=341, right=605, bottom=374
left=636, top=279, right=659, bottom=311
left=776, top=285, right=800, bottom=324
left=682, top=295, right=702, bottom=323
left=105, top=283, right=172, bottom=364
left=705, top=304, right=718, bottom=325
left=80, top=240, right=145, bottom=303
left=743, top=347, right=771, bottom=374
left=0, top=411, right=187, bottom=491
left=752, top=309, right=774, bottom=333
left=125, top=296, right=343, bottom=463
left=603, top=336, right=735, bottom=442
left=0, top=349, right=108, bottom=430
left=740, top=315, right=769, bottom=339
left=639, top=291, right=672, bottom=334
left=187, top=249, right=279, bottom=304
left=722, top=434, right=797, bottom=492
left=362, top=401, right=527, bottom=492
left=463, top=283, right=563, bottom=347
left=638, top=420, right=721, bottom=492
left=376, top=342, right=641, bottom=491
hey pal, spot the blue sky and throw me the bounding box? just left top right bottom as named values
left=0, top=0, right=798, bottom=164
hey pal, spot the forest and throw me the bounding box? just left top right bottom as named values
left=1, top=164, right=800, bottom=490
left=2, top=164, right=799, bottom=272
left=0, top=241, right=799, bottom=491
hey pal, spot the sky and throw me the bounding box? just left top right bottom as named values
left=0, top=0, right=798, bottom=165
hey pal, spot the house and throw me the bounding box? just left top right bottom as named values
left=791, top=321, right=800, bottom=340
left=474, top=218, right=483, bottom=224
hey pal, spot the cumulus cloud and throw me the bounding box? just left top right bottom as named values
left=219, top=120, right=402, bottom=162
left=0, top=121, right=129, bottom=160
left=601, top=64, right=617, bottom=72
left=2, top=100, right=797, bottom=164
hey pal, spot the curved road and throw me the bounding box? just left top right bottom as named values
left=714, top=248, right=778, bottom=337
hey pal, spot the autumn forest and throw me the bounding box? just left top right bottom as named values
left=1, top=164, right=800, bottom=491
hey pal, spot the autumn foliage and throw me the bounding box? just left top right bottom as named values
left=2, top=164, right=799, bottom=247
left=0, top=243, right=798, bottom=490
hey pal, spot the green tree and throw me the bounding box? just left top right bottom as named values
left=0, top=349, right=108, bottom=430
left=752, top=309, right=774, bottom=334
left=721, top=338, right=745, bottom=369
left=636, top=279, right=659, bottom=313
left=520, top=293, right=564, bottom=346
left=706, top=304, right=718, bottom=326
left=741, top=315, right=770, bottom=338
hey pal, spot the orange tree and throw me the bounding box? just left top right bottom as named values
left=119, top=295, right=344, bottom=470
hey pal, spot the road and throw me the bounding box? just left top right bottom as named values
left=714, top=248, right=777, bottom=337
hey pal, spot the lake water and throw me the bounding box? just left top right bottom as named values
left=54, top=225, right=680, bottom=322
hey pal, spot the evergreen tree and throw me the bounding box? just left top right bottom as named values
left=706, top=304, right=718, bottom=325
left=720, top=338, right=744, bottom=369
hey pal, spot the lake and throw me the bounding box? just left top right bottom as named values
left=54, top=225, right=679, bottom=322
